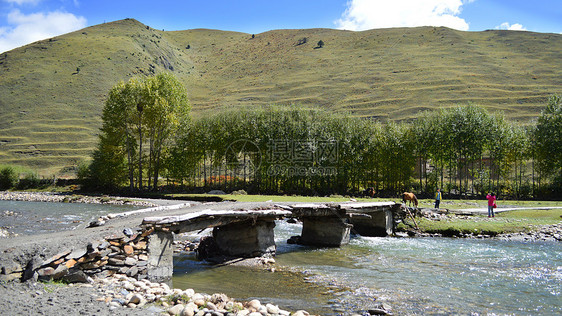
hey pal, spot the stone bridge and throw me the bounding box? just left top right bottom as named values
left=141, top=201, right=400, bottom=281
left=0, top=201, right=400, bottom=284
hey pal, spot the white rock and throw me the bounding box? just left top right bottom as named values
left=236, top=310, right=250, bottom=316
left=266, top=303, right=280, bottom=314
left=191, top=293, right=205, bottom=305
left=181, top=302, right=198, bottom=316
left=206, top=301, right=217, bottom=311
left=145, top=293, right=156, bottom=302
left=161, top=283, right=171, bottom=292
left=246, top=299, right=261, bottom=311
left=293, top=311, right=309, bottom=316
left=168, top=304, right=185, bottom=315
left=183, top=288, right=195, bottom=298
left=123, top=281, right=135, bottom=291
left=128, top=293, right=144, bottom=305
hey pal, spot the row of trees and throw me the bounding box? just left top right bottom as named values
left=83, top=72, right=561, bottom=199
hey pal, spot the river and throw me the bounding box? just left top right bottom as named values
left=0, top=200, right=140, bottom=236
left=1, top=201, right=560, bottom=315
left=173, top=220, right=562, bottom=315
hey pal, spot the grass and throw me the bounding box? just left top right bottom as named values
left=0, top=19, right=561, bottom=175
left=164, top=193, right=379, bottom=203
left=410, top=208, right=562, bottom=236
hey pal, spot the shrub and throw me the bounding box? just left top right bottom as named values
left=0, top=167, right=18, bottom=190
left=296, top=37, right=307, bottom=46
left=17, top=172, right=41, bottom=190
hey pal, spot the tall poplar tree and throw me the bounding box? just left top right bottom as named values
left=90, top=73, right=190, bottom=191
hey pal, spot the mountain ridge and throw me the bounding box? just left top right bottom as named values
left=0, top=18, right=560, bottom=175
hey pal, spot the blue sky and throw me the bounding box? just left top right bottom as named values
left=0, top=0, right=560, bottom=53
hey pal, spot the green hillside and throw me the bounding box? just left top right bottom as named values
left=0, top=18, right=560, bottom=176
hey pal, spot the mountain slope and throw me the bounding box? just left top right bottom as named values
left=0, top=19, right=560, bottom=175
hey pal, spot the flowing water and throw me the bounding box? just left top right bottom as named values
left=0, top=200, right=140, bottom=236
left=2, top=201, right=560, bottom=315
left=173, top=220, right=562, bottom=315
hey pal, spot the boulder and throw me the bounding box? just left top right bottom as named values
left=168, top=304, right=185, bottom=315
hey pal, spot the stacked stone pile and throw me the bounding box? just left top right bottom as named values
left=92, top=273, right=311, bottom=315
left=0, top=191, right=156, bottom=206
left=0, top=227, right=154, bottom=282
left=499, top=223, right=562, bottom=242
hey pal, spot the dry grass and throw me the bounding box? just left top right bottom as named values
left=0, top=19, right=561, bottom=175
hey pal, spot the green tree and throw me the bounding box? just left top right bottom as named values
left=533, top=94, right=562, bottom=190
left=92, top=73, right=190, bottom=191
left=0, top=166, right=18, bottom=190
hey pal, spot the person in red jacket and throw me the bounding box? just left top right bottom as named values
left=486, top=192, right=496, bottom=217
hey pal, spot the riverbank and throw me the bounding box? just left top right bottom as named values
left=0, top=191, right=158, bottom=207
left=398, top=207, right=562, bottom=241
left=1, top=192, right=560, bottom=315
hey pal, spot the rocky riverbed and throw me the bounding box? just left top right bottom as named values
left=0, top=191, right=157, bottom=207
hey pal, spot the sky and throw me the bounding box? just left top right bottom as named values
left=0, top=0, right=560, bottom=53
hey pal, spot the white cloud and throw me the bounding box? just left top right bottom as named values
left=335, top=0, right=471, bottom=31
left=496, top=22, right=527, bottom=31
left=0, top=9, right=86, bottom=53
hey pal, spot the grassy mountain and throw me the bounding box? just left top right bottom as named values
left=0, top=18, right=560, bottom=176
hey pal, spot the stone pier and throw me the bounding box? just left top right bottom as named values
left=146, top=231, right=174, bottom=282
left=213, top=219, right=277, bottom=257
left=300, top=216, right=352, bottom=246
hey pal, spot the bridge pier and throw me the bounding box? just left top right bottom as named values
left=146, top=231, right=174, bottom=282
left=300, top=216, right=352, bottom=247
left=213, top=219, right=277, bottom=257
left=348, top=209, right=394, bottom=237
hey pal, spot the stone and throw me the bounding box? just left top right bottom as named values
left=292, top=311, right=309, bottom=316
left=62, top=270, right=90, bottom=283
left=134, top=241, right=147, bottom=250
left=68, top=248, right=88, bottom=260
left=124, top=245, right=134, bottom=256
left=108, top=258, right=125, bottom=266
left=248, top=313, right=261, bottom=316
left=266, top=303, right=279, bottom=314
left=193, top=298, right=205, bottom=307
left=37, top=267, right=55, bottom=278
left=181, top=303, right=197, bottom=316
left=41, top=250, right=71, bottom=267
left=183, top=289, right=195, bottom=298
left=52, top=264, right=68, bottom=279
left=123, top=228, right=134, bottom=237
left=168, top=304, right=185, bottom=315
left=246, top=299, right=261, bottom=312
left=1, top=262, right=22, bottom=275
left=0, top=272, right=22, bottom=282
left=123, top=281, right=135, bottom=291
left=191, top=293, right=205, bottom=302
left=64, top=259, right=77, bottom=268
left=206, top=302, right=218, bottom=311
left=128, top=293, right=145, bottom=305
left=124, top=257, right=137, bottom=266
left=126, top=266, right=139, bottom=277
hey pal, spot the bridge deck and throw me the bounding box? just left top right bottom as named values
left=142, top=209, right=291, bottom=234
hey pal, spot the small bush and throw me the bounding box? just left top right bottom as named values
left=0, top=167, right=18, bottom=190
left=17, top=173, right=41, bottom=190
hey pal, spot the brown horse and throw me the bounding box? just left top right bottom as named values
left=402, top=192, right=418, bottom=207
